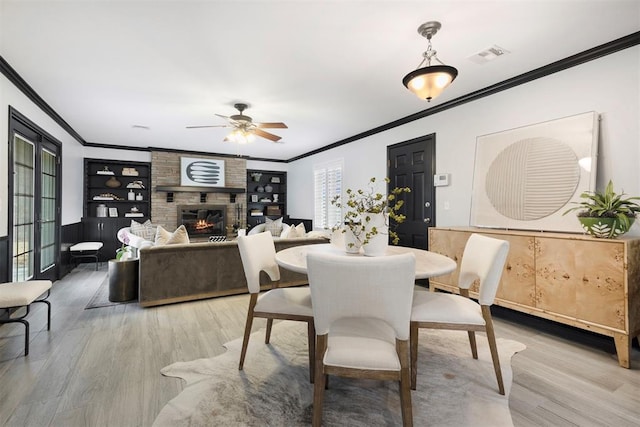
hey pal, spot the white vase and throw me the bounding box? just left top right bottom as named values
left=344, top=227, right=362, bottom=254
left=362, top=212, right=389, bottom=257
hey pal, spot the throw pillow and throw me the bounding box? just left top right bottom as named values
left=283, top=222, right=307, bottom=239
left=264, top=217, right=283, bottom=237
left=130, top=219, right=156, bottom=241
left=155, top=225, right=190, bottom=245
left=280, top=223, right=293, bottom=238
left=295, top=222, right=306, bottom=236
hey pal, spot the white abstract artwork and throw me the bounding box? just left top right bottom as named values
left=470, top=111, right=598, bottom=233
left=180, top=157, right=225, bottom=187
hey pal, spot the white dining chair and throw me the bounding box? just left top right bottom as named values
left=307, top=251, right=416, bottom=427
left=410, top=233, right=510, bottom=393
left=237, top=231, right=315, bottom=382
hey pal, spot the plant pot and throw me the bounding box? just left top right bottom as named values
left=578, top=216, right=635, bottom=238
left=362, top=212, right=388, bottom=256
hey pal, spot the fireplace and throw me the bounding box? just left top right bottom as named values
left=178, top=205, right=226, bottom=236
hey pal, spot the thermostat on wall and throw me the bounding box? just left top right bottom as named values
left=433, top=173, right=450, bottom=187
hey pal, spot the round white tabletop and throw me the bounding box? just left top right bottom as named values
left=275, top=243, right=457, bottom=279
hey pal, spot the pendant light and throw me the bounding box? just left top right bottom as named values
left=403, top=21, right=458, bottom=102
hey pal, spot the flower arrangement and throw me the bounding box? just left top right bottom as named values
left=331, top=177, right=411, bottom=247
left=115, top=230, right=134, bottom=260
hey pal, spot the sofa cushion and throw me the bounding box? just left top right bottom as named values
left=265, top=217, right=284, bottom=237
left=282, top=222, right=306, bottom=238
left=155, top=225, right=190, bottom=245
left=130, top=219, right=157, bottom=240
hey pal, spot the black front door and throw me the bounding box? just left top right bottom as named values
left=387, top=134, right=436, bottom=249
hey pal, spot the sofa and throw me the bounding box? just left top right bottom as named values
left=137, top=236, right=329, bottom=307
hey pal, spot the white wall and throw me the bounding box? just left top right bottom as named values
left=287, top=47, right=640, bottom=234
left=0, top=73, right=87, bottom=234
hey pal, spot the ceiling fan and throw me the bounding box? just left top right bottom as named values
left=186, top=103, right=288, bottom=142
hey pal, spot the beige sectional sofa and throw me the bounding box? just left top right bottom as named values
left=137, top=236, right=328, bottom=307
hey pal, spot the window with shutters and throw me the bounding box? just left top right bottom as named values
left=313, top=160, right=343, bottom=230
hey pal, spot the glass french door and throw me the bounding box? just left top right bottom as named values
left=11, top=131, right=60, bottom=282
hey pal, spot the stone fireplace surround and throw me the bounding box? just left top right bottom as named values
left=151, top=152, right=247, bottom=238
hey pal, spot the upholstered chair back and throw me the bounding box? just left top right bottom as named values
left=237, top=231, right=281, bottom=294
left=307, top=252, right=415, bottom=340
left=458, top=233, right=510, bottom=305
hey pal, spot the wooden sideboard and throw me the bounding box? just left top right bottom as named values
left=428, top=226, right=640, bottom=368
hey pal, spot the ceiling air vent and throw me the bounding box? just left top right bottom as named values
left=468, top=45, right=510, bottom=64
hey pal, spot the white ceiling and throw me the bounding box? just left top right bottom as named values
left=1, top=1, right=638, bottom=161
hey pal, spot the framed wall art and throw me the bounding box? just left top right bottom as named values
left=180, top=157, right=225, bottom=187
left=470, top=111, right=599, bottom=233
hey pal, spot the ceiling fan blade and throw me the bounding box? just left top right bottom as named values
left=253, top=128, right=282, bottom=142
left=256, top=122, right=288, bottom=129
left=186, top=125, right=229, bottom=129
left=214, top=113, right=230, bottom=120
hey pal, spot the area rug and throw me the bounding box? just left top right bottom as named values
left=85, top=277, right=136, bottom=309
left=154, top=322, right=525, bottom=426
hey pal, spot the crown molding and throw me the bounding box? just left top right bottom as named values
left=287, top=31, right=640, bottom=162
left=3, top=31, right=639, bottom=163
left=0, top=55, right=86, bottom=145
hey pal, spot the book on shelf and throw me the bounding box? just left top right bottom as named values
left=96, top=171, right=114, bottom=175
left=250, top=210, right=264, bottom=216
left=125, top=212, right=144, bottom=217
left=92, top=196, right=114, bottom=200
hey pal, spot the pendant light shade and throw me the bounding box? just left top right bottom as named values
left=403, top=65, right=458, bottom=101
left=403, top=21, right=458, bottom=102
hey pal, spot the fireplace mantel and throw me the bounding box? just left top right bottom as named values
left=155, top=185, right=245, bottom=203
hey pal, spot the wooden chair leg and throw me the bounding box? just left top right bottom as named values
left=410, top=322, right=418, bottom=390
left=308, top=321, right=315, bottom=383
left=482, top=306, right=505, bottom=395
left=265, top=318, right=274, bottom=344
left=468, top=330, right=478, bottom=359
left=313, top=334, right=328, bottom=427
left=239, top=294, right=257, bottom=370
left=398, top=339, right=413, bottom=427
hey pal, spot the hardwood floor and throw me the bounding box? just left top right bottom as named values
left=1, top=264, right=639, bottom=426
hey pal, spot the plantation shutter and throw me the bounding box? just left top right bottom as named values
left=313, top=160, right=343, bottom=229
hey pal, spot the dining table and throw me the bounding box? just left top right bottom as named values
left=275, top=243, right=457, bottom=279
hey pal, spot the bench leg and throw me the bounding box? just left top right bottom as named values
left=33, top=299, right=51, bottom=330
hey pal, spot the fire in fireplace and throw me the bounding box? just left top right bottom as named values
left=178, top=205, right=226, bottom=236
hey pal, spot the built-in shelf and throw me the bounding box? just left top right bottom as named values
left=155, top=186, right=245, bottom=203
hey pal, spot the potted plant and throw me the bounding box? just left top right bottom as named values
left=115, top=231, right=135, bottom=260
left=563, top=180, right=640, bottom=238
left=332, top=177, right=411, bottom=255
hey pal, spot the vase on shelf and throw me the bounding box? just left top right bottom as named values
left=105, top=176, right=121, bottom=188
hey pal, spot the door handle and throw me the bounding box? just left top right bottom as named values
left=424, top=218, right=431, bottom=223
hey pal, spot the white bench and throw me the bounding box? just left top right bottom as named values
left=70, top=242, right=104, bottom=270
left=0, top=280, right=52, bottom=356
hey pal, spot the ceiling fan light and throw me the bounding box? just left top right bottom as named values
left=402, top=65, right=458, bottom=101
